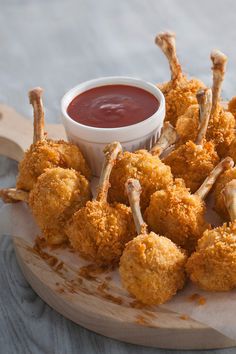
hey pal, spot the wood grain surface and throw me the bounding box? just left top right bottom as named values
left=1, top=0, right=236, bottom=353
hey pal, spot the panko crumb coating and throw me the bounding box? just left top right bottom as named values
left=29, top=167, right=91, bottom=245
left=145, top=179, right=210, bottom=252
left=229, top=137, right=236, bottom=163
left=175, top=102, right=235, bottom=156
left=228, top=96, right=236, bottom=119
left=206, top=105, right=235, bottom=158
left=109, top=150, right=173, bottom=211
left=119, top=233, right=187, bottom=305
left=66, top=201, right=136, bottom=266
left=186, top=222, right=236, bottom=291
left=164, top=140, right=219, bottom=193
left=214, top=167, right=236, bottom=220
left=17, top=140, right=91, bottom=191
left=175, top=104, right=199, bottom=145
left=159, top=78, right=205, bottom=127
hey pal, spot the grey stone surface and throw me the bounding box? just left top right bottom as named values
left=1, top=0, right=236, bottom=352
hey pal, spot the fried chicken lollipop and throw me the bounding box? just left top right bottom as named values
left=186, top=180, right=236, bottom=291
left=17, top=87, right=91, bottom=191
left=206, top=50, right=235, bottom=157
left=108, top=122, right=176, bottom=211
left=164, top=88, right=219, bottom=192
left=155, top=31, right=205, bottom=126
left=145, top=157, right=233, bottom=253
left=119, top=179, right=187, bottom=305
left=175, top=50, right=235, bottom=152
left=0, top=167, right=91, bottom=245
left=65, top=142, right=136, bottom=266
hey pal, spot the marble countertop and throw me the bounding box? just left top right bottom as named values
left=1, top=0, right=236, bottom=352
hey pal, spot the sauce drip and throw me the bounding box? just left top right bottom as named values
left=67, top=84, right=159, bottom=128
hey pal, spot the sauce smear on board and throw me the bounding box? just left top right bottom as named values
left=67, top=85, right=159, bottom=128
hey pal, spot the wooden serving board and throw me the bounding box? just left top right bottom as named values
left=0, top=104, right=236, bottom=350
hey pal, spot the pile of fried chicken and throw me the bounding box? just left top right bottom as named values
left=2, top=31, right=236, bottom=306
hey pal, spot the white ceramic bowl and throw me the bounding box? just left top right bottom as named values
left=61, top=76, right=165, bottom=176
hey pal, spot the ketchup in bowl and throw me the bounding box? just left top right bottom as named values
left=67, top=85, right=160, bottom=128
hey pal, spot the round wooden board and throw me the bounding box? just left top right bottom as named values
left=12, top=236, right=236, bottom=350
left=1, top=104, right=236, bottom=349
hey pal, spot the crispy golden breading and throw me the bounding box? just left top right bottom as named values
left=29, top=167, right=91, bottom=245
left=175, top=104, right=199, bottom=145
left=119, top=233, right=187, bottom=305
left=66, top=201, right=136, bottom=266
left=144, top=179, right=210, bottom=252
left=214, top=168, right=236, bottom=220
left=108, top=150, right=173, bottom=211
left=229, top=138, right=236, bottom=163
left=17, top=140, right=91, bottom=191
left=159, top=77, right=205, bottom=126
left=186, top=222, right=236, bottom=291
left=228, top=96, right=236, bottom=119
left=164, top=140, right=219, bottom=193
left=206, top=105, right=235, bottom=158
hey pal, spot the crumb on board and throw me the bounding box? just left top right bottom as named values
left=188, top=293, right=200, bottom=301
left=97, top=282, right=109, bottom=292
left=135, top=315, right=150, bottom=326
left=130, top=300, right=146, bottom=309
left=79, top=264, right=109, bottom=281
left=198, top=296, right=206, bottom=305
left=188, top=293, right=206, bottom=306
left=97, top=282, right=123, bottom=305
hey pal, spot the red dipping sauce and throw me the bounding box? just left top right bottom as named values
left=67, top=85, right=160, bottom=128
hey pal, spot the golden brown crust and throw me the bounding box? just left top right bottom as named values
left=108, top=150, right=173, bottom=211
left=119, top=233, right=187, bottom=305
left=17, top=139, right=91, bottom=191
left=214, top=167, right=236, bottom=220
left=186, top=222, right=236, bottom=291
left=144, top=179, right=210, bottom=252
left=206, top=104, right=235, bottom=158
left=158, top=77, right=205, bottom=126
left=164, top=140, right=219, bottom=193
left=66, top=201, right=136, bottom=265
left=175, top=104, right=199, bottom=145
left=29, top=167, right=91, bottom=246
left=228, top=96, right=236, bottom=118
left=229, top=137, right=236, bottom=163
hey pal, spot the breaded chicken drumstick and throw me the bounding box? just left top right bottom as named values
left=145, top=157, right=233, bottom=253
left=186, top=180, right=236, bottom=291
left=164, top=88, right=219, bottom=192
left=155, top=31, right=205, bottom=126
left=175, top=50, right=235, bottom=153
left=119, top=179, right=187, bottom=305
left=65, top=142, right=136, bottom=266
left=0, top=167, right=91, bottom=245
left=17, top=88, right=91, bottom=191
left=109, top=122, right=176, bottom=211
